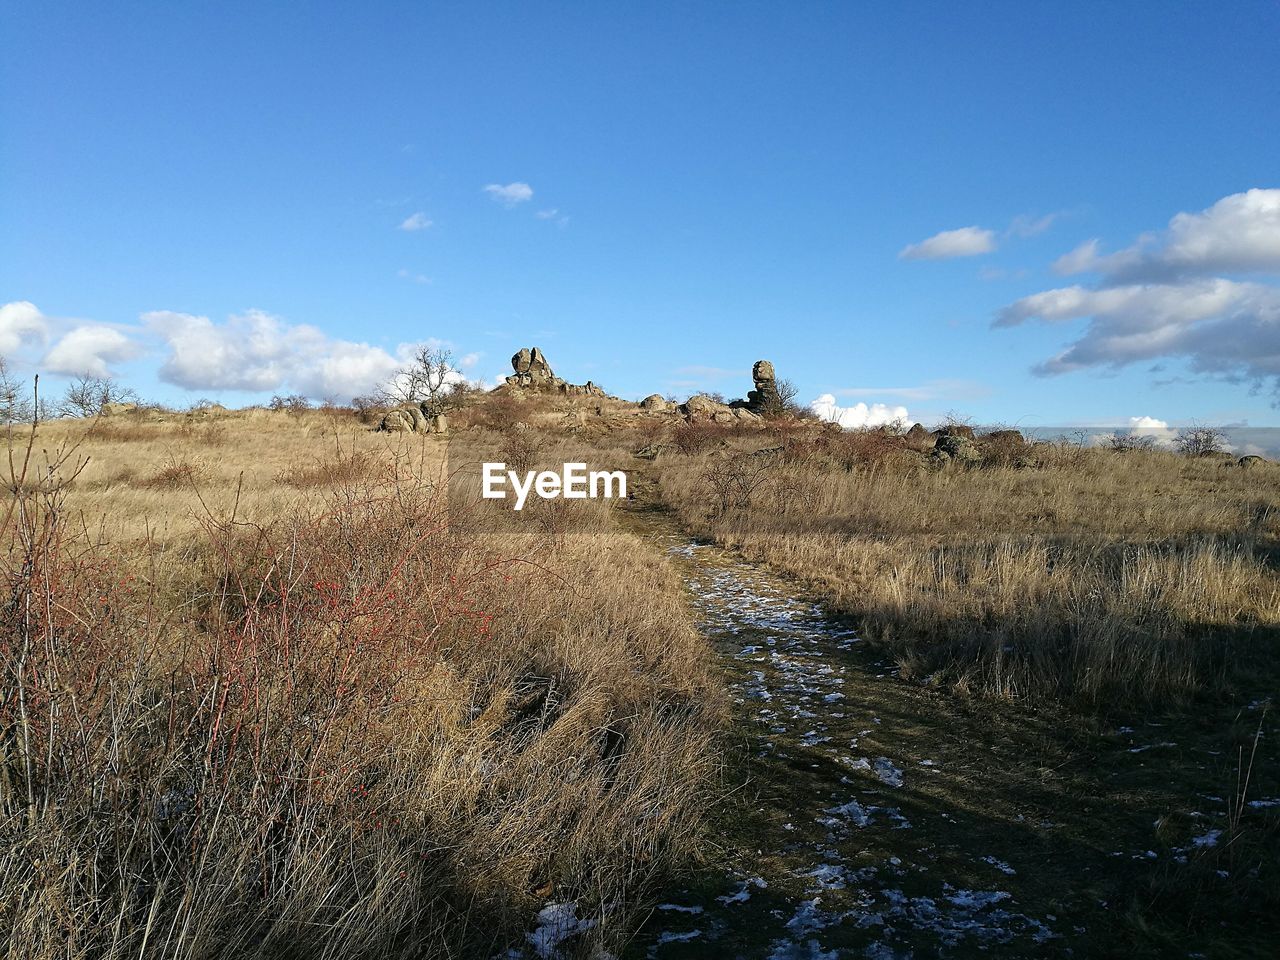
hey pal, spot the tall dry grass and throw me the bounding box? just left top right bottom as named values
left=654, top=432, right=1280, bottom=704
left=1, top=410, right=723, bottom=958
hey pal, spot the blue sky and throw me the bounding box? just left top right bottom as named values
left=3, top=1, right=1279, bottom=427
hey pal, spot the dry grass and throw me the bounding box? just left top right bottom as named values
left=654, top=430, right=1280, bottom=705
left=1, top=410, right=724, bottom=959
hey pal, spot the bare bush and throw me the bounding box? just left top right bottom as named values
left=1177, top=425, right=1227, bottom=458
left=499, top=426, right=538, bottom=474
left=269, top=393, right=312, bottom=414
left=672, top=421, right=721, bottom=456
left=1107, top=432, right=1157, bottom=453
left=702, top=451, right=773, bottom=514
left=59, top=374, right=136, bottom=418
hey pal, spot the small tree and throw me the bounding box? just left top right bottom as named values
left=381, top=346, right=459, bottom=412
left=1176, top=425, right=1227, bottom=458
left=59, top=375, right=136, bottom=418
left=0, top=358, right=33, bottom=424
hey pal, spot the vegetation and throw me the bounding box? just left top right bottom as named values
left=2, top=388, right=1275, bottom=956
left=1, top=405, right=723, bottom=959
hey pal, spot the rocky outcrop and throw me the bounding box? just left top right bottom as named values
left=1239, top=454, right=1267, bottom=469
left=505, top=347, right=605, bottom=397
left=731, top=359, right=783, bottom=415
left=379, top=404, right=447, bottom=434
left=100, top=401, right=140, bottom=417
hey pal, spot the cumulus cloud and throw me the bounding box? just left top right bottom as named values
left=398, top=212, right=433, bottom=231
left=145, top=309, right=404, bottom=400
left=998, top=189, right=1280, bottom=398
left=900, top=226, right=996, bottom=260
left=809, top=393, right=909, bottom=429
left=43, top=325, right=140, bottom=377
left=0, top=300, right=48, bottom=354
left=483, top=182, right=533, bottom=206
left=1129, top=415, right=1168, bottom=430
left=1053, top=188, right=1280, bottom=283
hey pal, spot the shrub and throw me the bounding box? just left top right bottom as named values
left=671, top=421, right=721, bottom=456
left=269, top=394, right=312, bottom=414
left=1177, top=425, right=1227, bottom=458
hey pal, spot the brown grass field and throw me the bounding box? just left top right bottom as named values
left=2, top=404, right=723, bottom=959
left=3, top=394, right=1278, bottom=957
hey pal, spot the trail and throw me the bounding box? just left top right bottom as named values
left=624, top=536, right=1062, bottom=960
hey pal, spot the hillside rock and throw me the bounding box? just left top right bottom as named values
left=640, top=394, right=673, bottom=413
left=1239, top=454, right=1267, bottom=469
left=379, top=404, right=448, bottom=434
left=739, top=359, right=782, bottom=414
left=932, top=431, right=982, bottom=466
left=100, top=401, right=140, bottom=417
left=681, top=394, right=733, bottom=421
left=505, top=346, right=606, bottom=397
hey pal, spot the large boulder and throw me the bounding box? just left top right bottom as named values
left=1239, top=454, right=1267, bottom=469
left=379, top=404, right=447, bottom=434
left=681, top=394, right=732, bottom=421
left=932, top=431, right=982, bottom=466
left=640, top=393, right=673, bottom=413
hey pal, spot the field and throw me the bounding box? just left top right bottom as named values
left=1, top=404, right=723, bottom=959
left=3, top=395, right=1277, bottom=957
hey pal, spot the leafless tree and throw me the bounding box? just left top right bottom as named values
left=1176, top=425, right=1227, bottom=458
left=58, top=375, right=136, bottom=418
left=0, top=358, right=33, bottom=424
left=379, top=346, right=458, bottom=412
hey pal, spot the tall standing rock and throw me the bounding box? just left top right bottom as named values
left=744, top=359, right=782, bottom=414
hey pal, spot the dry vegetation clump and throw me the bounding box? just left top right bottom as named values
left=275, top=448, right=379, bottom=488
left=136, top=455, right=209, bottom=489
left=1, top=417, right=723, bottom=959
left=656, top=429, right=1280, bottom=706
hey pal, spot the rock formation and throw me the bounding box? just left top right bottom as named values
left=505, top=347, right=605, bottom=397
left=729, top=359, right=783, bottom=415
left=640, top=394, right=673, bottom=413
left=379, top=403, right=448, bottom=434
left=680, top=394, right=763, bottom=424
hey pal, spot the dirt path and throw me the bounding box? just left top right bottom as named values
left=622, top=535, right=1063, bottom=959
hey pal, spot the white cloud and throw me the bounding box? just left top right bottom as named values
left=996, top=276, right=1280, bottom=382
left=483, top=182, right=533, bottom=206
left=43, top=325, right=140, bottom=377
left=1053, top=188, right=1280, bottom=282
left=535, top=208, right=559, bottom=219
left=809, top=393, right=910, bottom=429
left=900, top=226, right=997, bottom=260
left=1129, top=416, right=1168, bottom=430
left=1007, top=212, right=1060, bottom=238
left=398, top=212, right=433, bottom=231
left=1052, top=239, right=1101, bottom=275
left=0, top=300, right=48, bottom=354
left=998, top=190, right=1280, bottom=398
left=145, top=309, right=404, bottom=400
